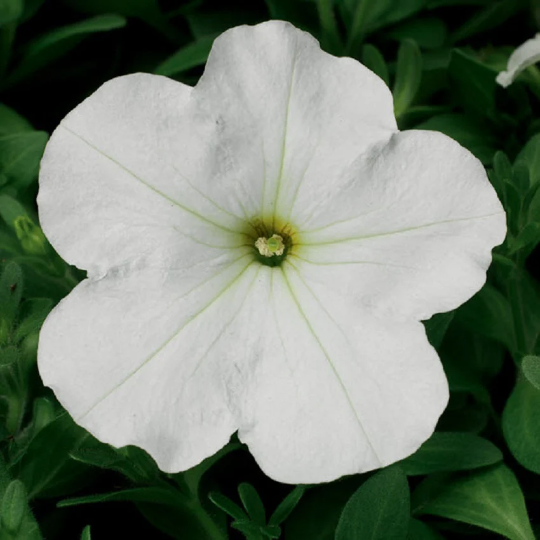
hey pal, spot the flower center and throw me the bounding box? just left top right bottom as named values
left=255, top=234, right=285, bottom=257
left=244, top=217, right=297, bottom=267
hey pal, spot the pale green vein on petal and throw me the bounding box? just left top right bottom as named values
left=297, top=203, right=386, bottom=235
left=279, top=264, right=382, bottom=466
left=269, top=270, right=302, bottom=390
left=283, top=131, right=323, bottom=224
left=298, top=212, right=505, bottom=247
left=186, top=265, right=263, bottom=382
left=60, top=125, right=242, bottom=236
left=172, top=225, right=251, bottom=250
left=171, top=163, right=253, bottom=228
left=286, top=258, right=385, bottom=396
left=291, top=252, right=419, bottom=270
left=77, top=258, right=256, bottom=420
left=270, top=51, right=297, bottom=229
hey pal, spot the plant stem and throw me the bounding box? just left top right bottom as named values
left=188, top=499, right=228, bottom=540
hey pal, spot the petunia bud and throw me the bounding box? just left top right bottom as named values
left=13, top=216, right=47, bottom=256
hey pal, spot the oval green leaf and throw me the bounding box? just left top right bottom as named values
left=503, top=374, right=540, bottom=474
left=335, top=467, right=410, bottom=540
left=400, top=432, right=502, bottom=476
left=154, top=34, right=217, bottom=77
left=522, top=356, right=540, bottom=390
left=393, top=39, right=422, bottom=118
left=419, top=464, right=535, bottom=540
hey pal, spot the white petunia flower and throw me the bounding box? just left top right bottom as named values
left=37, top=21, right=506, bottom=484
left=496, top=33, right=540, bottom=87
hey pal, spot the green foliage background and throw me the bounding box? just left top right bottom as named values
left=1, top=0, right=540, bottom=538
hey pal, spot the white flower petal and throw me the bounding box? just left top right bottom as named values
left=38, top=73, right=246, bottom=278
left=238, top=266, right=448, bottom=484
left=38, top=258, right=267, bottom=472
left=293, top=130, right=506, bottom=321
left=496, top=33, right=540, bottom=87
left=192, top=20, right=396, bottom=223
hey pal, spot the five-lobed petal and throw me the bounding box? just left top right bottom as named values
left=37, top=21, right=506, bottom=483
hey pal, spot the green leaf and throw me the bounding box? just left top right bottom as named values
left=375, top=0, right=428, bottom=28
left=70, top=439, right=159, bottom=484
left=393, top=39, right=422, bottom=118
left=269, top=486, right=305, bottom=527
left=264, top=0, right=318, bottom=29
left=450, top=0, right=526, bottom=43
left=400, top=432, right=502, bottom=475
left=0, top=132, right=48, bottom=189
left=423, top=311, right=454, bottom=349
left=407, top=519, right=444, bottom=540
left=232, top=520, right=263, bottom=539
left=361, top=44, right=389, bottom=86
left=9, top=15, right=127, bottom=83
left=517, top=133, right=540, bottom=186
left=510, top=222, right=540, bottom=256
left=13, top=298, right=53, bottom=342
left=263, top=524, right=281, bottom=539
left=137, top=499, right=226, bottom=540
left=335, top=467, right=410, bottom=540
left=345, top=0, right=376, bottom=55
left=427, top=0, right=492, bottom=6
left=178, top=441, right=241, bottom=496
left=0, top=260, right=23, bottom=325
left=455, top=284, right=515, bottom=351
left=419, top=464, right=535, bottom=540
left=209, top=491, right=248, bottom=521
left=357, top=0, right=429, bottom=34
left=185, top=7, right=260, bottom=39
left=69, top=438, right=124, bottom=468
left=386, top=17, right=447, bottom=50
left=507, top=268, right=540, bottom=356
left=416, top=114, right=496, bottom=164
left=58, top=487, right=185, bottom=508
left=1, top=480, right=27, bottom=533
left=62, top=0, right=175, bottom=39
left=21, top=0, right=46, bottom=22
left=30, top=397, right=56, bottom=435
left=528, top=183, right=540, bottom=225
left=494, top=150, right=513, bottom=183
left=0, top=194, right=28, bottom=228
left=448, top=49, right=496, bottom=118
left=0, top=104, right=33, bottom=136
left=522, top=355, right=540, bottom=390
left=0, top=0, right=23, bottom=26
left=503, top=374, right=540, bottom=474
left=238, top=483, right=266, bottom=526
left=513, top=161, right=531, bottom=194
left=285, top=478, right=362, bottom=540
left=81, top=525, right=91, bottom=540
left=18, top=413, right=89, bottom=499
left=0, top=476, right=43, bottom=540
left=317, top=0, right=343, bottom=53
left=154, top=34, right=216, bottom=77
left=0, top=345, right=18, bottom=366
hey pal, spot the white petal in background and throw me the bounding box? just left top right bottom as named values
left=496, top=33, right=540, bottom=87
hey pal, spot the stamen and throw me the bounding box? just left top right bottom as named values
left=255, top=234, right=285, bottom=257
